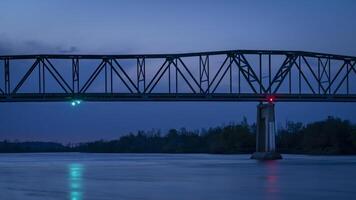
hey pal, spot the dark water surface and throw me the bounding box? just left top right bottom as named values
left=0, top=153, right=355, bottom=200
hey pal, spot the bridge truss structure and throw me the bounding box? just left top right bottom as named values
left=0, top=50, right=355, bottom=102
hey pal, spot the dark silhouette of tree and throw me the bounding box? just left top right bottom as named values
left=277, top=117, right=356, bottom=155
left=0, top=141, right=68, bottom=153
left=1, top=116, right=356, bottom=155
left=76, top=122, right=255, bottom=154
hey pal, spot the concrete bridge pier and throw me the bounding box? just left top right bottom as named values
left=251, top=102, right=282, bottom=160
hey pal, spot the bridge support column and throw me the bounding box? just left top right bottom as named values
left=251, top=103, right=282, bottom=160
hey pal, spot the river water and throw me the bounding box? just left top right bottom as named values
left=0, top=153, right=355, bottom=200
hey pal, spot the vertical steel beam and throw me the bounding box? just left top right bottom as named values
left=137, top=57, right=145, bottom=93
left=199, top=55, right=209, bottom=93
left=230, top=56, right=233, bottom=93
left=175, top=58, right=178, bottom=93
left=259, top=54, right=262, bottom=94
left=289, top=57, right=292, bottom=94
left=328, top=58, right=331, bottom=94
left=109, top=59, right=113, bottom=93
left=72, top=58, right=80, bottom=94
left=268, top=54, right=271, bottom=94
left=4, top=59, right=10, bottom=94
left=298, top=56, right=301, bottom=94
left=104, top=59, right=108, bottom=93
left=168, top=58, right=171, bottom=94
left=38, top=58, right=45, bottom=94
left=238, top=54, right=241, bottom=94
left=347, top=63, right=349, bottom=94
left=318, top=58, right=320, bottom=94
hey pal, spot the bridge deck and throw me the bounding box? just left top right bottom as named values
left=1, top=93, right=356, bottom=102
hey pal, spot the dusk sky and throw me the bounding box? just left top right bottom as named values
left=1, top=0, right=356, bottom=143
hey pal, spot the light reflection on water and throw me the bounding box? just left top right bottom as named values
left=264, top=161, right=280, bottom=200
left=69, top=164, right=84, bottom=200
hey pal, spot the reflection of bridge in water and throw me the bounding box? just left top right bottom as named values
left=1, top=50, right=355, bottom=159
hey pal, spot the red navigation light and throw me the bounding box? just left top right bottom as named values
left=268, top=96, right=275, bottom=103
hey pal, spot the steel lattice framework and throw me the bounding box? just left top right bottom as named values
left=0, top=50, right=355, bottom=102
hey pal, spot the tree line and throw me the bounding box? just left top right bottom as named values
left=1, top=116, right=356, bottom=155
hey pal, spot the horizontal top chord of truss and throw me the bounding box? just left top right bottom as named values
left=1, top=50, right=356, bottom=60
left=0, top=50, right=355, bottom=102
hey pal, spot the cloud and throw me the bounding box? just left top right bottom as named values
left=58, top=46, right=79, bottom=54
left=0, top=34, right=80, bottom=55
left=0, top=34, right=139, bottom=55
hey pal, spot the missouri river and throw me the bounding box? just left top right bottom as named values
left=0, top=153, right=355, bottom=200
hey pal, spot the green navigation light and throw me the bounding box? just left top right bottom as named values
left=71, top=100, right=82, bottom=106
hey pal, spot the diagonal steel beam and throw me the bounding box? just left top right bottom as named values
left=107, top=60, right=137, bottom=93
left=111, top=59, right=139, bottom=93
left=80, top=60, right=105, bottom=93
left=12, top=59, right=40, bottom=94
left=238, top=54, right=267, bottom=93
left=292, top=57, right=316, bottom=94
left=172, top=59, right=197, bottom=93
left=302, top=56, right=327, bottom=93
left=177, top=58, right=204, bottom=93
left=266, top=56, right=297, bottom=94
left=323, top=61, right=348, bottom=94
left=145, top=59, right=170, bottom=94
left=207, top=56, right=229, bottom=94
left=332, top=61, right=356, bottom=94
left=210, top=57, right=234, bottom=93
left=43, top=58, right=73, bottom=93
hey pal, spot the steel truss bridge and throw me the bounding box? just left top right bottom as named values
left=0, top=50, right=355, bottom=102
